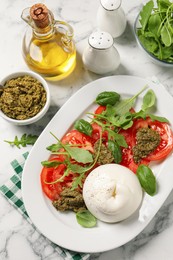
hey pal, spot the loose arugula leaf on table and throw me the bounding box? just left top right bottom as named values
left=4, top=134, right=38, bottom=149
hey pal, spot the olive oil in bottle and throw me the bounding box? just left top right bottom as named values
left=21, top=3, right=76, bottom=81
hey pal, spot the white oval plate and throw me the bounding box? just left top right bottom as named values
left=22, top=75, right=173, bottom=253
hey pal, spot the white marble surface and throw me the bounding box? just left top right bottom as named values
left=1, top=0, right=173, bottom=259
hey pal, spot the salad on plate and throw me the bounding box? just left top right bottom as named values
left=40, top=86, right=173, bottom=227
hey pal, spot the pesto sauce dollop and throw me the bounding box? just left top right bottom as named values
left=133, top=127, right=161, bottom=163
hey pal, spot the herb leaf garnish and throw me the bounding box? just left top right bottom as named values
left=137, top=164, right=156, bottom=196
left=74, top=119, right=93, bottom=136
left=4, top=134, right=38, bottom=149
left=76, top=210, right=97, bottom=228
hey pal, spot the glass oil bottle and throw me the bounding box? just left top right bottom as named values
left=21, top=3, right=76, bottom=81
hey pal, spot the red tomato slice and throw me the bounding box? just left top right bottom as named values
left=94, top=105, right=106, bottom=115
left=40, top=156, right=68, bottom=200
left=91, top=123, right=109, bottom=143
left=120, top=146, right=149, bottom=173
left=120, top=127, right=150, bottom=173
left=61, top=129, right=94, bottom=153
left=40, top=167, right=63, bottom=200
left=131, top=118, right=173, bottom=161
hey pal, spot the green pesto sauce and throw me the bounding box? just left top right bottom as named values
left=133, top=127, right=161, bottom=163
left=0, top=75, right=46, bottom=120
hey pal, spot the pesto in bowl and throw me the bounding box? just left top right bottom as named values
left=0, top=71, right=50, bottom=125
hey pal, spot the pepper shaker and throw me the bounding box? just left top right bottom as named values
left=97, top=0, right=126, bottom=38
left=82, top=31, right=120, bottom=75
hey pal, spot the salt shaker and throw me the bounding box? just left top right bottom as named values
left=97, top=0, right=126, bottom=38
left=82, top=31, right=120, bottom=75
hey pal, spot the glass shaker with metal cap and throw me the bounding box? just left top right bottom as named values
left=97, top=0, right=126, bottom=38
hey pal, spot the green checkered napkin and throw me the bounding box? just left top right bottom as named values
left=0, top=152, right=90, bottom=260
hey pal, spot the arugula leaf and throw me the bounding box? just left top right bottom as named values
left=76, top=210, right=97, bottom=228
left=148, top=13, right=161, bottom=36
left=74, top=119, right=93, bottom=136
left=108, top=140, right=122, bottom=164
left=161, top=22, right=172, bottom=46
left=71, top=131, right=103, bottom=190
left=139, top=0, right=154, bottom=32
left=47, top=143, right=62, bottom=152
left=104, top=104, right=117, bottom=118
left=113, top=133, right=128, bottom=148
left=157, top=0, right=172, bottom=12
left=148, top=113, right=169, bottom=122
left=68, top=163, right=88, bottom=174
left=114, top=112, right=133, bottom=129
left=137, top=164, right=156, bottom=196
left=65, top=146, right=93, bottom=164
left=41, top=160, right=64, bottom=168
left=4, top=134, right=38, bottom=149
left=49, top=132, right=93, bottom=164
left=95, top=91, right=120, bottom=106
left=114, top=85, right=147, bottom=115
left=138, top=34, right=158, bottom=53
left=137, top=0, right=173, bottom=62
left=142, top=89, right=156, bottom=111
left=133, top=110, right=147, bottom=119
left=71, top=174, right=85, bottom=190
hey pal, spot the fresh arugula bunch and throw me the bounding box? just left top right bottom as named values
left=137, top=0, right=173, bottom=62
left=92, top=87, right=168, bottom=131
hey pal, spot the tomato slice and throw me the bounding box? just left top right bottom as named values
left=119, top=126, right=149, bottom=173
left=40, top=156, right=68, bottom=200
left=61, top=129, right=94, bottom=153
left=120, top=141, right=149, bottom=173
left=94, top=105, right=106, bottom=115
left=91, top=123, right=108, bottom=143
left=131, top=118, right=173, bottom=161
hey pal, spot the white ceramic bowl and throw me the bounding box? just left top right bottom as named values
left=0, top=71, right=51, bottom=125
left=134, top=14, right=173, bottom=67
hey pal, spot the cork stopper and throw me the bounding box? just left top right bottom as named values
left=30, top=3, right=49, bottom=28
